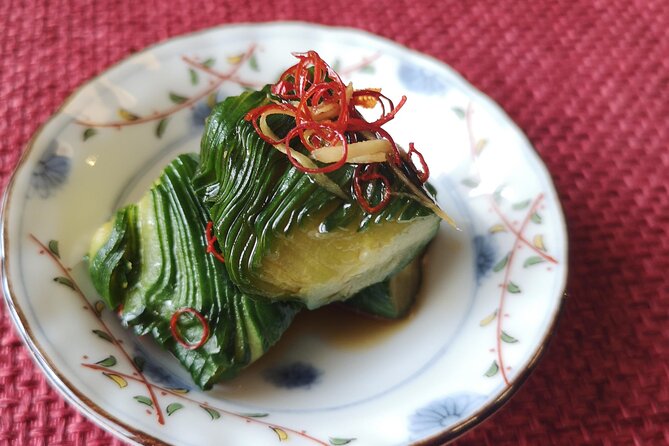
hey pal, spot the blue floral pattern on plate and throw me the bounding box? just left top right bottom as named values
left=263, top=361, right=322, bottom=389
left=191, top=90, right=229, bottom=127
left=473, top=234, right=496, bottom=283
left=409, top=393, right=487, bottom=440
left=398, top=61, right=450, bottom=95
left=30, top=141, right=71, bottom=198
left=133, top=343, right=192, bottom=391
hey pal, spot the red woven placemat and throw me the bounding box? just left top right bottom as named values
left=1, top=0, right=668, bottom=445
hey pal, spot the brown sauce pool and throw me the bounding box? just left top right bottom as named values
left=243, top=291, right=425, bottom=376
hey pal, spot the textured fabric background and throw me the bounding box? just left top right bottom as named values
left=1, top=0, right=668, bottom=444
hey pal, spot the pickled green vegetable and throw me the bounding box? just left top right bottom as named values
left=194, top=88, right=440, bottom=309
left=88, top=154, right=299, bottom=389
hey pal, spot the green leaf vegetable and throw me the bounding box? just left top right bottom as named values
left=193, top=89, right=440, bottom=309
left=88, top=155, right=300, bottom=389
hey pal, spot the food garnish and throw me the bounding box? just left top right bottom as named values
left=170, top=307, right=211, bottom=350
left=244, top=51, right=454, bottom=225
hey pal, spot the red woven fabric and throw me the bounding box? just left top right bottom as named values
left=1, top=0, right=668, bottom=445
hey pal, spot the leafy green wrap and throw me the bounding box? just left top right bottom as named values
left=193, top=88, right=440, bottom=309
left=88, top=154, right=300, bottom=389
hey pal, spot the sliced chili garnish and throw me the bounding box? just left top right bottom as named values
left=408, top=142, right=430, bottom=183
left=247, top=51, right=429, bottom=214
left=205, top=221, right=225, bottom=263
left=283, top=124, right=349, bottom=174
left=170, top=308, right=210, bottom=350
left=353, top=164, right=392, bottom=214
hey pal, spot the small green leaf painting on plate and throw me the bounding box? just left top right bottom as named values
left=92, top=329, right=114, bottom=343
left=95, top=355, right=117, bottom=367
left=134, top=396, right=153, bottom=407
left=169, top=92, right=188, bottom=104
left=166, top=403, right=184, bottom=416
left=329, top=438, right=357, bottom=445
left=189, top=68, right=199, bottom=85
left=249, top=54, right=260, bottom=71
left=48, top=240, right=60, bottom=257
left=493, top=253, right=510, bottom=272
left=484, top=360, right=499, bottom=377
left=523, top=256, right=545, bottom=268
left=53, top=276, right=75, bottom=290
left=156, top=118, right=169, bottom=138
left=201, top=406, right=220, bottom=420
left=82, top=128, right=97, bottom=141
left=500, top=331, right=518, bottom=343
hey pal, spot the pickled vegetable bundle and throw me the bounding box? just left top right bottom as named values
left=88, top=52, right=452, bottom=389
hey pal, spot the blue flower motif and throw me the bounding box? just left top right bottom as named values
left=132, top=343, right=192, bottom=391
left=263, top=361, right=321, bottom=389
left=191, top=101, right=213, bottom=127
left=409, top=393, right=487, bottom=441
left=31, top=141, right=71, bottom=198
left=192, top=90, right=228, bottom=127
left=473, top=235, right=496, bottom=283
left=398, top=62, right=450, bottom=95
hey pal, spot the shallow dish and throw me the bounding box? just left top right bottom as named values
left=1, top=22, right=567, bottom=445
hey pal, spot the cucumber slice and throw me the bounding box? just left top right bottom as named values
left=88, top=154, right=299, bottom=389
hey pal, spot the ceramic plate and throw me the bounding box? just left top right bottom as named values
left=1, top=22, right=567, bottom=445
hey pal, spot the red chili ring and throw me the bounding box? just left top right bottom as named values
left=353, top=165, right=392, bottom=214
left=205, top=221, right=225, bottom=263
left=408, top=142, right=430, bottom=183
left=170, top=308, right=210, bottom=350
left=283, top=124, right=349, bottom=174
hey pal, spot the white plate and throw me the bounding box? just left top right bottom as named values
left=0, top=22, right=567, bottom=445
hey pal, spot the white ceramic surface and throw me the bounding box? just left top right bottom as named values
left=1, top=22, right=567, bottom=446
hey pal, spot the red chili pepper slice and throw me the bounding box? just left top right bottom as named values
left=170, top=308, right=210, bottom=350
left=283, top=124, right=349, bottom=174
left=408, top=143, right=430, bottom=183
left=205, top=221, right=225, bottom=263
left=353, top=164, right=392, bottom=214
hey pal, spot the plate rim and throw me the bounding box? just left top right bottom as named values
left=0, top=20, right=569, bottom=446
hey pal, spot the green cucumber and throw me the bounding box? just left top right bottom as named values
left=88, top=154, right=299, bottom=389
left=194, top=88, right=440, bottom=309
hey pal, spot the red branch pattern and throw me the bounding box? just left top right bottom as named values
left=30, top=235, right=165, bottom=425
left=494, top=194, right=545, bottom=385
left=74, top=45, right=257, bottom=128
left=466, top=104, right=558, bottom=264
left=463, top=103, right=559, bottom=386
left=181, top=56, right=260, bottom=89
left=338, top=52, right=381, bottom=76
left=75, top=47, right=379, bottom=131
left=31, top=234, right=329, bottom=444
left=81, top=363, right=328, bottom=445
